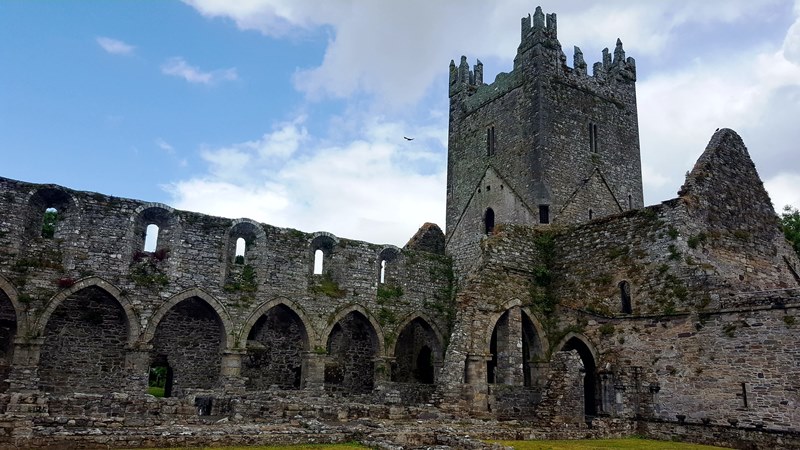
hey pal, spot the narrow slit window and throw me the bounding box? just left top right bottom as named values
left=484, top=208, right=495, bottom=235
left=486, top=126, right=496, bottom=156
left=589, top=122, right=599, bottom=153
left=620, top=281, right=632, bottom=314
left=313, top=249, right=324, bottom=275
left=234, top=237, right=246, bottom=264
left=41, top=207, right=58, bottom=238
left=380, top=259, right=386, bottom=284
left=144, top=224, right=159, bottom=252
left=539, top=205, right=550, bottom=224
left=628, top=194, right=633, bottom=210
left=588, top=209, right=594, bottom=220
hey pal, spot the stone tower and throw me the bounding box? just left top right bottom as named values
left=445, top=6, right=644, bottom=277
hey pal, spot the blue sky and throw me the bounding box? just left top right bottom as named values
left=2, top=1, right=800, bottom=246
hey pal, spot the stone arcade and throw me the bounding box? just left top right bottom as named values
left=0, top=6, right=798, bottom=450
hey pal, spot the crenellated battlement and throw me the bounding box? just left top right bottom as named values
left=449, top=6, right=636, bottom=102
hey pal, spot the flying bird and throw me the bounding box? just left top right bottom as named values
left=403, top=136, right=414, bottom=141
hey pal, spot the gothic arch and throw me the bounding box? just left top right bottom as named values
left=0, top=275, right=27, bottom=334
left=483, top=299, right=549, bottom=359
left=320, top=304, right=385, bottom=355
left=36, top=277, right=139, bottom=345
left=553, top=332, right=599, bottom=364
left=239, top=298, right=316, bottom=349
left=141, top=288, right=234, bottom=350
left=389, top=312, right=444, bottom=359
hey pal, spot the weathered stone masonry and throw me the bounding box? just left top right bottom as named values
left=0, top=5, right=798, bottom=450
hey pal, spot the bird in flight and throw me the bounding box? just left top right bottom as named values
left=403, top=136, right=414, bottom=141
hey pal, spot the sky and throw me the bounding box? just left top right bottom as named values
left=2, top=1, right=799, bottom=247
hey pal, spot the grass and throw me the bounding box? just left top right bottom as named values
left=118, top=444, right=367, bottom=450
left=494, top=438, right=732, bottom=450
left=147, top=386, right=164, bottom=397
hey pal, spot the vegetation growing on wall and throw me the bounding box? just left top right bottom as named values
left=129, top=249, right=169, bottom=287
left=310, top=272, right=346, bottom=298
left=780, top=205, right=800, bottom=257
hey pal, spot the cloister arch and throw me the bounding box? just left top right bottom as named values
left=323, top=306, right=382, bottom=393
left=241, top=300, right=311, bottom=390
left=38, top=283, right=131, bottom=394
left=36, top=277, right=139, bottom=344
left=555, top=332, right=600, bottom=417
left=485, top=301, right=548, bottom=386
left=144, top=289, right=230, bottom=397
left=391, top=314, right=443, bottom=384
left=141, top=288, right=234, bottom=349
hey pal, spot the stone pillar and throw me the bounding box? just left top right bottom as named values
left=7, top=337, right=44, bottom=393
left=219, top=351, right=246, bottom=394
left=465, top=353, right=492, bottom=412
left=301, top=351, right=327, bottom=390
left=123, top=346, right=151, bottom=395
left=599, top=370, right=614, bottom=416
left=498, top=307, right=523, bottom=385
left=373, top=356, right=392, bottom=384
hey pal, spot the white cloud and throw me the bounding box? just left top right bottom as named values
left=165, top=115, right=446, bottom=245
left=161, top=57, right=238, bottom=85
left=96, top=36, right=135, bottom=55
left=765, top=173, right=800, bottom=210
left=173, top=0, right=800, bottom=244
left=155, top=138, right=175, bottom=154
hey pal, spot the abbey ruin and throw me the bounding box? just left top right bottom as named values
left=0, top=6, right=797, bottom=449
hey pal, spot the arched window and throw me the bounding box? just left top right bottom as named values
left=380, top=260, right=386, bottom=284
left=588, top=208, right=594, bottom=220
left=628, top=194, right=633, bottom=210
left=41, top=207, right=58, bottom=238
left=619, top=281, right=632, bottom=314
left=234, top=237, right=246, bottom=264
left=144, top=224, right=159, bottom=252
left=484, top=208, right=495, bottom=235
left=313, top=249, right=324, bottom=275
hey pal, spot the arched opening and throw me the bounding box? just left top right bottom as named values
left=325, top=311, right=378, bottom=393
left=393, top=318, right=440, bottom=384
left=39, top=286, right=129, bottom=394
left=378, top=247, right=399, bottom=285
left=150, top=297, right=224, bottom=397
left=484, top=208, right=495, bottom=235
left=41, top=207, right=58, bottom=238
left=243, top=304, right=308, bottom=390
left=234, top=237, right=246, bottom=264
left=310, top=234, right=336, bottom=276
left=0, top=290, right=17, bottom=393
left=144, top=224, right=159, bottom=252
left=380, top=260, right=386, bottom=284
left=313, top=249, right=324, bottom=275
left=562, top=337, right=598, bottom=417
left=148, top=355, right=173, bottom=398
left=488, top=307, right=542, bottom=386
left=619, top=281, right=632, bottom=314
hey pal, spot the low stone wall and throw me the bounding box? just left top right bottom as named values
left=638, top=419, right=800, bottom=450
left=488, top=385, right=542, bottom=419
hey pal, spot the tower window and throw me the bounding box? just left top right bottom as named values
left=486, top=126, right=496, bottom=156
left=620, top=281, right=632, bottom=314
left=538, top=205, right=550, bottom=224
left=628, top=194, right=633, bottom=210
left=589, top=122, right=598, bottom=153
left=484, top=208, right=495, bottom=234
left=588, top=209, right=594, bottom=220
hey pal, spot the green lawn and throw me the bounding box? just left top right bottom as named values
left=119, top=445, right=367, bottom=450
left=494, top=438, right=732, bottom=450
